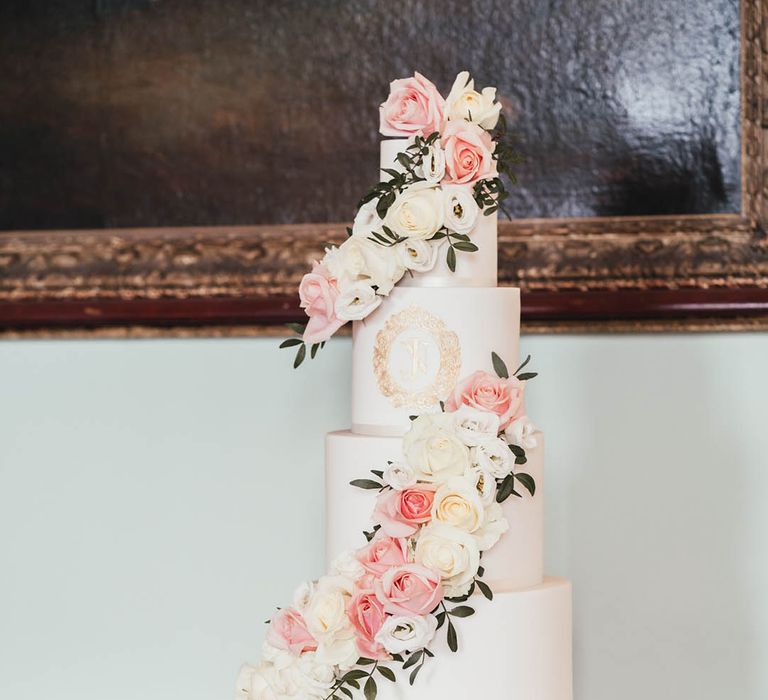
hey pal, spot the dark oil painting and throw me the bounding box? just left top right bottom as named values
left=0, top=0, right=741, bottom=231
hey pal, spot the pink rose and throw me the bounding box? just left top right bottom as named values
left=356, top=534, right=409, bottom=576
left=441, top=120, right=496, bottom=185
left=348, top=589, right=390, bottom=660
left=375, top=564, right=443, bottom=616
left=446, top=370, right=525, bottom=430
left=379, top=72, right=445, bottom=137
left=265, top=607, right=317, bottom=655
left=373, top=486, right=435, bottom=538
left=298, top=262, right=345, bottom=344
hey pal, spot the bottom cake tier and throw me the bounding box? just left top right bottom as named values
left=376, top=578, right=573, bottom=700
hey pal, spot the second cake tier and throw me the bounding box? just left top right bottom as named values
left=325, top=429, right=544, bottom=591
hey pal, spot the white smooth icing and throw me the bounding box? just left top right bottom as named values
left=351, top=287, right=520, bottom=436
left=325, top=430, right=543, bottom=590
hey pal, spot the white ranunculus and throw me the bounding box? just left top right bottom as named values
left=398, top=238, right=440, bottom=273
left=374, top=614, right=438, bottom=655
left=453, top=405, right=501, bottom=446
left=330, top=550, right=366, bottom=582
left=445, top=70, right=502, bottom=129
left=383, top=181, right=445, bottom=241
left=419, top=144, right=446, bottom=184
left=403, top=413, right=470, bottom=484
left=504, top=416, right=538, bottom=450
left=324, top=237, right=405, bottom=295
left=474, top=502, right=509, bottom=551
left=292, top=580, right=315, bottom=614
left=334, top=281, right=382, bottom=321
left=471, top=436, right=514, bottom=479
left=464, top=464, right=497, bottom=505
left=443, top=185, right=480, bottom=235
left=284, top=652, right=336, bottom=700
left=352, top=199, right=383, bottom=238
left=431, top=476, right=486, bottom=533
left=414, top=522, right=480, bottom=598
left=304, top=575, right=358, bottom=668
left=383, top=460, right=418, bottom=490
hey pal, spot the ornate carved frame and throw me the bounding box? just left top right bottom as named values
left=1, top=0, right=766, bottom=336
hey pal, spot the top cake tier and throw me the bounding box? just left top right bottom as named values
left=380, top=139, right=498, bottom=288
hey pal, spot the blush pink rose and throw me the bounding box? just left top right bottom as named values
left=356, top=534, right=409, bottom=576
left=373, top=486, right=435, bottom=538
left=441, top=120, right=496, bottom=185
left=348, top=589, right=390, bottom=660
left=375, top=564, right=443, bottom=616
left=379, top=72, right=445, bottom=137
left=445, top=370, right=525, bottom=429
left=298, top=262, right=345, bottom=344
left=265, top=607, right=317, bottom=655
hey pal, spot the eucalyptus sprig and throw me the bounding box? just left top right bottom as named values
left=323, top=659, right=397, bottom=700
left=474, top=111, right=524, bottom=219
left=429, top=228, right=479, bottom=272
left=279, top=323, right=325, bottom=368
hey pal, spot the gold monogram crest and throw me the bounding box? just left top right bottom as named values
left=372, top=306, right=461, bottom=408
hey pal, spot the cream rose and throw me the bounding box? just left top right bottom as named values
left=453, top=405, right=500, bottom=447
left=303, top=575, right=358, bottom=668
left=471, top=436, right=514, bottom=479
left=398, top=238, right=439, bottom=273
left=374, top=614, right=438, bottom=655
left=330, top=550, right=366, bottom=582
left=443, top=184, right=480, bottom=235
left=383, top=181, right=445, bottom=241
left=238, top=661, right=282, bottom=700
left=283, top=653, right=336, bottom=699
left=445, top=70, right=502, bottom=129
left=292, top=580, right=315, bottom=614
left=504, top=416, right=538, bottom=450
left=324, top=237, right=404, bottom=295
left=352, top=199, right=383, bottom=238
left=414, top=523, right=480, bottom=597
left=403, top=413, right=470, bottom=483
left=431, top=476, right=487, bottom=533
left=382, top=460, right=418, bottom=490
left=334, top=281, right=382, bottom=321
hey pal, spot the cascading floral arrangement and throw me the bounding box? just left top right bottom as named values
left=281, top=71, right=522, bottom=367
left=237, top=353, right=539, bottom=700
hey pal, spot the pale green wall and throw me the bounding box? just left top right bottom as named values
left=1, top=334, right=767, bottom=700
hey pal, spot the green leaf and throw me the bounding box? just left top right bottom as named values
left=483, top=205, right=498, bottom=216
left=517, top=372, right=538, bottom=381
left=476, top=579, right=494, bottom=600
left=340, top=687, right=354, bottom=699
left=446, top=246, right=457, bottom=272
left=279, top=338, right=303, bottom=348
left=343, top=669, right=369, bottom=681
left=508, top=443, right=526, bottom=458
left=370, top=469, right=384, bottom=479
left=409, top=415, right=418, bottom=421
left=293, top=343, right=306, bottom=368
left=453, top=241, right=479, bottom=252
left=477, top=565, right=485, bottom=577
left=310, top=343, right=320, bottom=359
left=402, top=650, right=423, bottom=670
left=408, top=664, right=422, bottom=686
left=347, top=678, right=360, bottom=689
left=450, top=605, right=475, bottom=618
left=357, top=658, right=375, bottom=666
left=491, top=351, right=509, bottom=378
left=364, top=675, right=377, bottom=700
left=378, top=666, right=396, bottom=682
left=513, top=354, right=531, bottom=375
left=434, top=611, right=446, bottom=630
left=496, top=473, right=516, bottom=502
left=515, top=454, right=528, bottom=465
left=447, top=620, right=458, bottom=652
left=349, top=479, right=382, bottom=490
left=286, top=322, right=305, bottom=334
left=515, top=472, right=536, bottom=497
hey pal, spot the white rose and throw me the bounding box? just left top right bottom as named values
left=235, top=664, right=259, bottom=700
left=352, top=199, right=383, bottom=238
left=474, top=502, right=509, bottom=551
left=445, top=70, right=502, bottom=129
left=324, top=237, right=404, bottom=295
left=403, top=413, right=470, bottom=484
left=398, top=238, right=440, bottom=273
left=304, top=575, right=357, bottom=668
left=238, top=662, right=282, bottom=700
left=431, top=476, right=486, bottom=533
left=283, top=653, right=336, bottom=700
left=443, top=185, right=480, bottom=235
left=419, top=144, right=446, bottom=184
left=330, top=550, right=366, bottom=582
left=471, top=437, right=514, bottom=479
left=383, top=460, right=418, bottom=490
left=383, top=181, right=445, bottom=241
left=464, top=465, right=496, bottom=505
left=504, top=416, right=538, bottom=450
left=334, top=281, right=382, bottom=321
left=453, top=405, right=500, bottom=446
left=414, top=523, right=480, bottom=598
left=292, top=580, right=315, bottom=614
left=374, top=614, right=438, bottom=654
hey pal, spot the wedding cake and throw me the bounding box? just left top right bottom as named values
left=238, top=72, right=573, bottom=700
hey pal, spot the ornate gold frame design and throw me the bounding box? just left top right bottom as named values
left=0, top=0, right=766, bottom=335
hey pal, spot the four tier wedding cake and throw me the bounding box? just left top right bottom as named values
left=238, top=71, right=573, bottom=700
